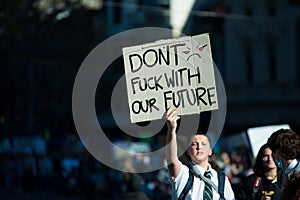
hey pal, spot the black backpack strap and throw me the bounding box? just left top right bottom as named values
left=273, top=179, right=280, bottom=200
left=217, top=171, right=226, bottom=200
left=178, top=169, right=194, bottom=200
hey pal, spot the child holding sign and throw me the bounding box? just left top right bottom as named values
left=165, top=107, right=235, bottom=200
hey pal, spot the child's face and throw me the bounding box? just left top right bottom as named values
left=187, top=134, right=212, bottom=164
left=262, top=148, right=277, bottom=170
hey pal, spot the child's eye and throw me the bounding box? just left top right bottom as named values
left=190, top=142, right=198, bottom=147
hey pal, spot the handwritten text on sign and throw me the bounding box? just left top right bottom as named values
left=122, top=33, right=218, bottom=123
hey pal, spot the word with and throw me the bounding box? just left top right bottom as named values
left=164, top=67, right=201, bottom=88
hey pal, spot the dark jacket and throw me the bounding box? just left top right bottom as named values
left=235, top=170, right=286, bottom=200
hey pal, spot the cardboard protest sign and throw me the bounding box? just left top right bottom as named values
left=122, top=33, right=218, bottom=123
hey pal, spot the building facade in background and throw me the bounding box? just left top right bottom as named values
left=0, top=0, right=299, bottom=137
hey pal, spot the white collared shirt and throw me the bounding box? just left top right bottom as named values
left=285, top=158, right=300, bottom=178
left=170, top=161, right=235, bottom=200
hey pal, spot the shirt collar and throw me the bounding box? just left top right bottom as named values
left=285, top=158, right=299, bottom=174
left=192, top=161, right=214, bottom=177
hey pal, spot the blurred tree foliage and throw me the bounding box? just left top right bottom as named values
left=0, top=0, right=103, bottom=136
left=0, top=0, right=102, bottom=41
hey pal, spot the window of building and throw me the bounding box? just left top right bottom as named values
left=113, top=0, right=122, bottom=24
left=266, top=0, right=277, bottom=16
left=297, top=18, right=300, bottom=83
left=267, top=35, right=277, bottom=82
left=244, top=39, right=253, bottom=82
left=289, top=0, right=300, bottom=6
left=244, top=3, right=253, bottom=16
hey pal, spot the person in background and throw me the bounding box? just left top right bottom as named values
left=280, top=173, right=300, bottom=200
left=267, top=129, right=300, bottom=180
left=121, top=172, right=149, bottom=200
left=219, top=152, right=232, bottom=182
left=236, top=143, right=285, bottom=200
left=165, top=107, right=235, bottom=200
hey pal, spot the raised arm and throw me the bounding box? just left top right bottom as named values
left=165, top=107, right=182, bottom=178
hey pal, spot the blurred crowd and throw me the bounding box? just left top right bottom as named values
left=0, top=130, right=298, bottom=200
left=0, top=133, right=173, bottom=200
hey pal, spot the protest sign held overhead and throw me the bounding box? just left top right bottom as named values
left=122, top=33, right=218, bottom=123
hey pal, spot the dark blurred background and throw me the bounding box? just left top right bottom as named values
left=0, top=0, right=299, bottom=199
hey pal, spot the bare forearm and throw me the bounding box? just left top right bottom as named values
left=165, top=107, right=181, bottom=177
left=166, top=128, right=181, bottom=177
left=166, top=128, right=178, bottom=162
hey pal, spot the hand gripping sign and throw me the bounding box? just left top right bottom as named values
left=123, top=33, right=218, bottom=123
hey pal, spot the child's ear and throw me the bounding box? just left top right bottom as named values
left=208, top=148, right=212, bottom=156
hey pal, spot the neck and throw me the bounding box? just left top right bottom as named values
left=197, top=161, right=209, bottom=170
left=264, top=168, right=277, bottom=180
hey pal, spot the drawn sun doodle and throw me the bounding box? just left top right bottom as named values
left=184, top=43, right=208, bottom=61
